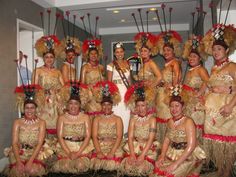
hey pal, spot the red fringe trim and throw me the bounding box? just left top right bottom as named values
left=203, top=133, right=236, bottom=143
left=153, top=167, right=175, bottom=177
left=91, top=152, right=123, bottom=163
left=123, top=153, right=155, bottom=166
left=85, top=111, right=103, bottom=116
left=14, top=84, right=42, bottom=93
left=9, top=159, right=46, bottom=169
left=156, top=117, right=170, bottom=124
left=182, top=84, right=195, bottom=92
left=195, top=124, right=203, bottom=130
left=46, top=129, right=57, bottom=135
left=65, top=81, right=88, bottom=89
left=58, top=153, right=91, bottom=160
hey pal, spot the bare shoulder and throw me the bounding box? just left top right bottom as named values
left=149, top=117, right=156, bottom=123
left=184, top=117, right=195, bottom=126
left=228, top=62, right=236, bottom=69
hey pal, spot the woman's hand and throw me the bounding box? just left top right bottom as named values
left=164, top=162, right=178, bottom=173
left=136, top=154, right=145, bottom=165
left=25, top=160, right=33, bottom=173
left=155, top=155, right=165, bottom=167
left=97, top=151, right=105, bottom=159
left=16, top=161, right=25, bottom=173
left=69, top=152, right=78, bottom=160
left=127, top=154, right=136, bottom=165
left=220, top=104, right=233, bottom=117
left=106, top=151, right=115, bottom=159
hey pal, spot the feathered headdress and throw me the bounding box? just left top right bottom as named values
left=35, top=9, right=61, bottom=58
left=57, top=11, right=81, bottom=59
left=182, top=9, right=208, bottom=60
left=202, top=0, right=236, bottom=55
left=64, top=81, right=90, bottom=109
left=92, top=81, right=121, bottom=105
left=80, top=14, right=103, bottom=61
left=14, top=57, right=44, bottom=113
left=132, top=9, right=158, bottom=56
left=124, top=81, right=156, bottom=110
left=155, top=4, right=182, bottom=57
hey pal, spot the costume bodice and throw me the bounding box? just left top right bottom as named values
left=98, top=122, right=117, bottom=139
left=134, top=123, right=150, bottom=140
left=184, top=75, right=203, bottom=89
left=37, top=67, right=62, bottom=90
left=162, top=67, right=173, bottom=84
left=62, top=62, right=76, bottom=81
left=208, top=72, right=234, bottom=87
left=138, top=67, right=156, bottom=81
left=85, top=68, right=102, bottom=85
left=166, top=128, right=187, bottom=143
left=19, top=126, right=39, bottom=147
left=63, top=122, right=85, bottom=138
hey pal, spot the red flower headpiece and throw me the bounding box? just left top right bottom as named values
left=134, top=32, right=158, bottom=56
left=156, top=30, right=182, bottom=57
left=82, top=38, right=103, bottom=61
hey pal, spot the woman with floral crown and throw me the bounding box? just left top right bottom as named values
left=202, top=1, right=236, bottom=176
left=52, top=83, right=93, bottom=174
left=152, top=91, right=206, bottom=177
left=155, top=4, right=182, bottom=143
left=91, top=81, right=124, bottom=172
left=120, top=82, right=161, bottom=176
left=107, top=42, right=131, bottom=135
left=182, top=27, right=209, bottom=143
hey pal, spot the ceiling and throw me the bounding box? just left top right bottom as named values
left=32, top=0, right=236, bottom=35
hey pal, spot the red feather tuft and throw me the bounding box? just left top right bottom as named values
left=14, top=84, right=42, bottom=93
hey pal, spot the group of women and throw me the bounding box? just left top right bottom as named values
left=3, top=8, right=236, bottom=177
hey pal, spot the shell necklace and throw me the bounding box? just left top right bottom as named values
left=134, top=114, right=150, bottom=122
left=173, top=115, right=185, bottom=127
left=103, top=112, right=113, bottom=119
left=65, top=112, right=80, bottom=120
left=189, top=65, right=201, bottom=71
left=22, top=117, right=39, bottom=125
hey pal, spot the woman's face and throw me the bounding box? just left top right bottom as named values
left=43, top=53, right=55, bottom=67
left=68, top=99, right=80, bottom=115
left=170, top=101, right=183, bottom=118
left=212, top=44, right=228, bottom=61
left=102, top=102, right=113, bottom=114
left=135, top=101, right=147, bottom=117
left=89, top=50, right=99, bottom=63
left=66, top=51, right=76, bottom=63
left=140, top=47, right=151, bottom=59
left=163, top=46, right=174, bottom=60
left=188, top=52, right=200, bottom=67
left=114, top=48, right=125, bottom=60
left=24, top=103, right=36, bottom=119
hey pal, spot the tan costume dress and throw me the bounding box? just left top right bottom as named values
left=83, top=64, right=103, bottom=116
left=156, top=65, right=173, bottom=143
left=152, top=128, right=206, bottom=177
left=183, top=74, right=205, bottom=143
left=203, top=65, right=236, bottom=174
left=136, top=64, right=157, bottom=115
left=35, top=67, right=65, bottom=136
left=120, top=116, right=160, bottom=176
left=91, top=121, right=124, bottom=171
left=4, top=125, right=53, bottom=177
left=61, top=61, right=76, bottom=82
left=52, top=113, right=93, bottom=173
